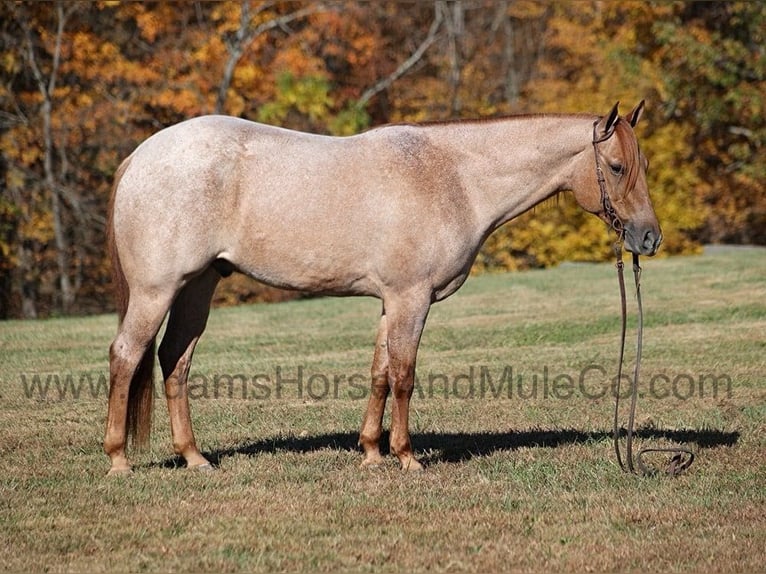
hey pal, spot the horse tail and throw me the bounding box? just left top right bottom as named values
left=108, top=157, right=130, bottom=326
left=128, top=339, right=155, bottom=450
left=108, top=155, right=155, bottom=450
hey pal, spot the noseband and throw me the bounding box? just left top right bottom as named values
left=592, top=120, right=695, bottom=477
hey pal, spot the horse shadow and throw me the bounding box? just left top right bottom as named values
left=154, top=426, right=739, bottom=469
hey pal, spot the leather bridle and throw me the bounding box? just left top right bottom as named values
left=592, top=120, right=695, bottom=477
left=592, top=122, right=625, bottom=240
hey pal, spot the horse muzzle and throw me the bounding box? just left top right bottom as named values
left=624, top=224, right=662, bottom=256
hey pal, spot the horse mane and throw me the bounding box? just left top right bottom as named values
left=395, top=112, right=598, bottom=129
left=614, top=119, right=642, bottom=196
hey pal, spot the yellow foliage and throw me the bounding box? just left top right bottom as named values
left=152, top=89, right=204, bottom=117
left=2, top=1, right=762, bottom=316
left=233, top=62, right=260, bottom=87
left=135, top=10, right=161, bottom=44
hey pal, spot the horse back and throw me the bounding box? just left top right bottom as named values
left=115, top=116, right=477, bottom=297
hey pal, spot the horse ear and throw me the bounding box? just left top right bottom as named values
left=598, top=101, right=620, bottom=137
left=625, top=100, right=645, bottom=128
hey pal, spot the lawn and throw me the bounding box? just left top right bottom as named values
left=0, top=246, right=764, bottom=572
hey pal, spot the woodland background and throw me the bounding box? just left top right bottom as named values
left=0, top=1, right=763, bottom=319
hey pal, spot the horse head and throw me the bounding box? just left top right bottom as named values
left=574, top=101, right=662, bottom=256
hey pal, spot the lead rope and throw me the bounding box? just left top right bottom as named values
left=612, top=247, right=695, bottom=476
left=593, top=120, right=694, bottom=477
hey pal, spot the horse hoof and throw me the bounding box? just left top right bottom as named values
left=360, top=454, right=385, bottom=469
left=400, top=457, right=424, bottom=473
left=106, top=466, right=132, bottom=477
left=191, top=462, right=215, bottom=472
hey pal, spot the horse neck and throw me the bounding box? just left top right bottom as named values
left=427, top=115, right=596, bottom=235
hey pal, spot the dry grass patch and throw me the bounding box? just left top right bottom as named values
left=0, top=246, right=764, bottom=572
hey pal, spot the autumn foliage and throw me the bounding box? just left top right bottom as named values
left=1, top=1, right=763, bottom=318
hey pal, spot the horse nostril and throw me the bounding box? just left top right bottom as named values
left=643, top=230, right=661, bottom=254
left=643, top=230, right=653, bottom=246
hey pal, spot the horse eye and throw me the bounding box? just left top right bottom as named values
left=609, top=163, right=624, bottom=176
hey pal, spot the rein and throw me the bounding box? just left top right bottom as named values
left=592, top=121, right=695, bottom=477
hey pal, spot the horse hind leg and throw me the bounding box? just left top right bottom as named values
left=158, top=267, right=220, bottom=470
left=105, top=290, right=174, bottom=475
left=359, top=312, right=390, bottom=467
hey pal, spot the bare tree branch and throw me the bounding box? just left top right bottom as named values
left=215, top=1, right=330, bottom=114
left=357, top=3, right=445, bottom=108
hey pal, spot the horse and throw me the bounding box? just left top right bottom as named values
left=104, top=101, right=660, bottom=475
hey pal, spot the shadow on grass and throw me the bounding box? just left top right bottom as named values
left=153, top=426, right=739, bottom=469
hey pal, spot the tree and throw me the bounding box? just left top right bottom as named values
left=0, top=1, right=761, bottom=318
left=647, top=2, right=765, bottom=244
left=214, top=1, right=330, bottom=115
left=21, top=2, right=81, bottom=313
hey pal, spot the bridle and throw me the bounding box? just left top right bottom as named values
left=592, top=120, right=695, bottom=477
left=592, top=123, right=624, bottom=240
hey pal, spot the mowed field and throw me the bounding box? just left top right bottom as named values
left=0, top=246, right=764, bottom=573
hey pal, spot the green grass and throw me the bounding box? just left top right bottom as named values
left=0, top=246, right=764, bottom=573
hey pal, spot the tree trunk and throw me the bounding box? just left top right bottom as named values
left=0, top=151, right=15, bottom=319
left=24, top=1, right=76, bottom=313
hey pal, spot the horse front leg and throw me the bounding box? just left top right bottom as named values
left=359, top=313, right=389, bottom=467
left=388, top=357, right=422, bottom=472
left=384, top=292, right=431, bottom=472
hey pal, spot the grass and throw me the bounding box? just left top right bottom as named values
left=0, top=245, right=764, bottom=573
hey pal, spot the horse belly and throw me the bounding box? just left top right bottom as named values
left=224, top=192, right=381, bottom=296
left=228, top=238, right=380, bottom=297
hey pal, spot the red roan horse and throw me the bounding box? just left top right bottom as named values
left=105, top=101, right=660, bottom=475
